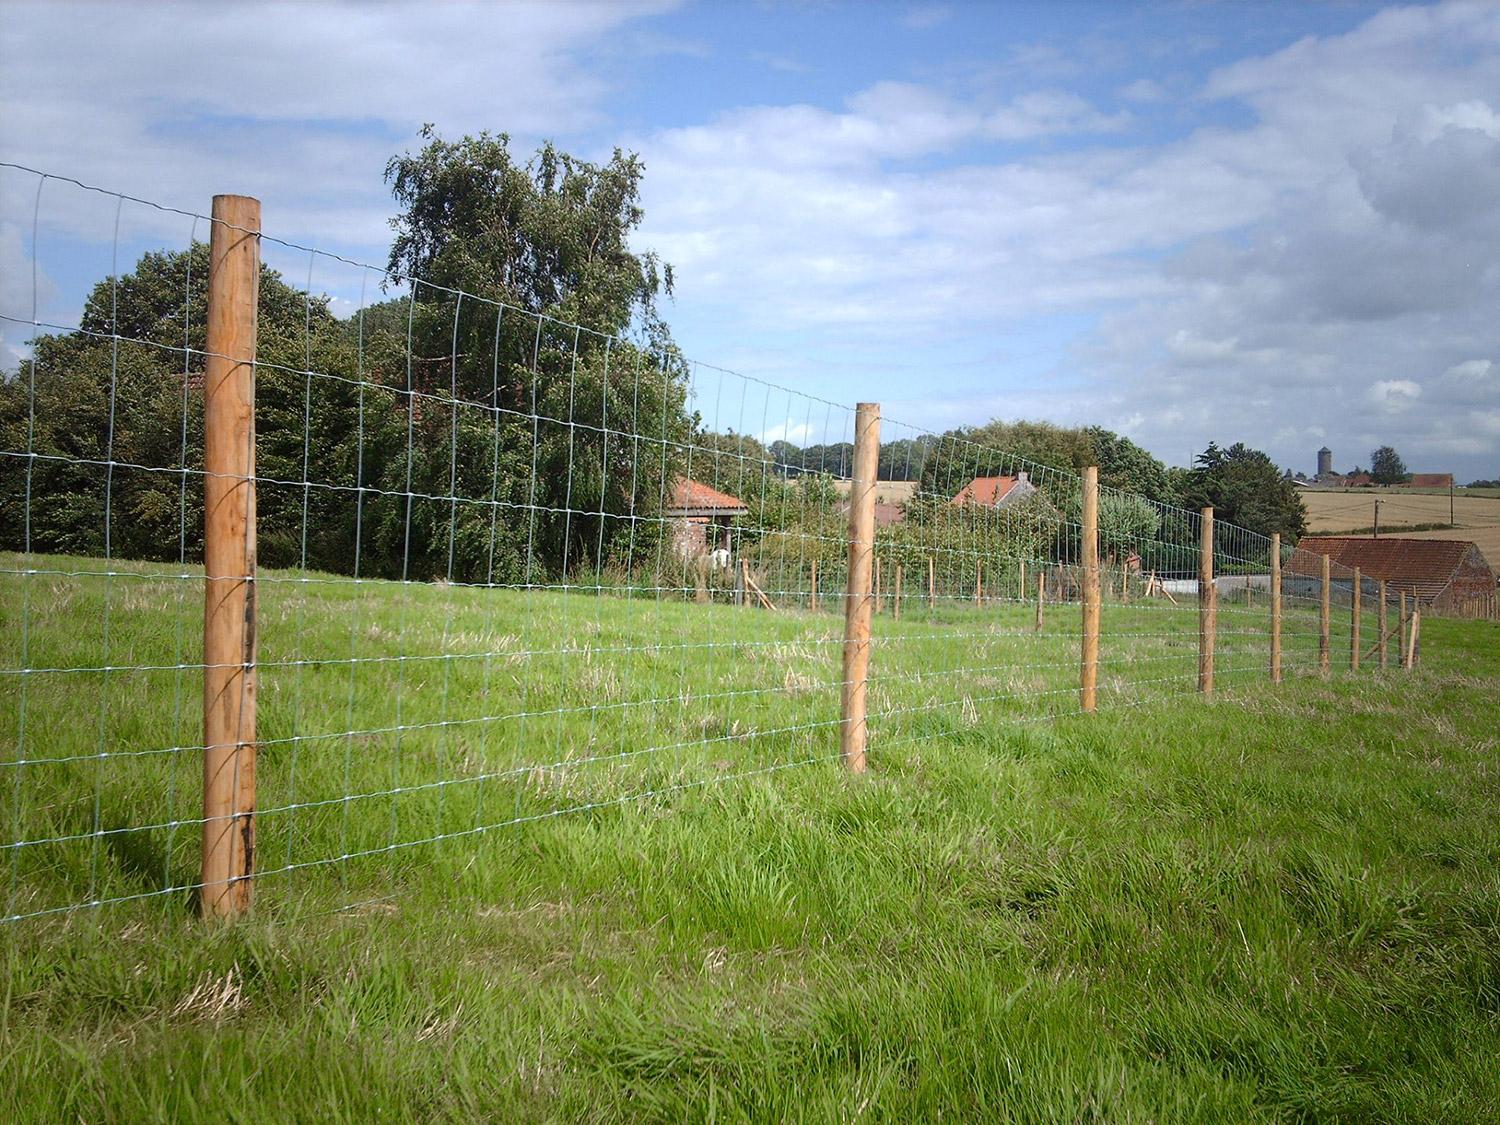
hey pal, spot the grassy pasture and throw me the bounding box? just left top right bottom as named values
left=3, top=554, right=1496, bottom=1121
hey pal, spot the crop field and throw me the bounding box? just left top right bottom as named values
left=4, top=555, right=1498, bottom=1121
left=1301, top=488, right=1500, bottom=568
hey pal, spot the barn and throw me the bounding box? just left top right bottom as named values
left=1292, top=536, right=1497, bottom=610
left=666, top=479, right=749, bottom=560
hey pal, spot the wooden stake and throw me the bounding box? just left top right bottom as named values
left=1199, top=506, right=1215, bottom=694
left=874, top=556, right=882, bottom=615
left=740, top=558, right=750, bottom=609
left=1378, top=579, right=1387, bottom=668
left=1081, top=466, right=1100, bottom=712
left=1035, top=570, right=1045, bottom=632
left=1319, top=553, right=1331, bottom=673
left=1407, top=608, right=1421, bottom=668
left=974, top=559, right=982, bottom=606
left=1350, top=566, right=1361, bottom=672
left=201, top=194, right=260, bottom=920
left=1245, top=570, right=1252, bottom=608
left=810, top=558, right=818, bottom=612
left=894, top=564, right=903, bottom=621
left=928, top=556, right=935, bottom=611
left=1398, top=590, right=1408, bottom=668
left=1020, top=559, right=1027, bottom=605
left=840, top=403, right=880, bottom=774
left=1270, top=533, right=1282, bottom=684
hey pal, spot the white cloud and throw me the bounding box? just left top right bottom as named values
left=1370, top=379, right=1422, bottom=411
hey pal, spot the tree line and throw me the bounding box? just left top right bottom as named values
left=1, top=128, right=1310, bottom=585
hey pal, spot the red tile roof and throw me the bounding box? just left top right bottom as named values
left=1409, top=473, right=1454, bottom=489
left=1289, top=536, right=1490, bottom=601
left=873, top=502, right=905, bottom=527
left=668, top=478, right=749, bottom=514
left=951, top=475, right=1023, bottom=506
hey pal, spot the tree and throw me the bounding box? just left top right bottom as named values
left=1180, top=441, right=1307, bottom=544
left=3, top=131, right=693, bottom=585
left=1370, top=445, right=1410, bottom=486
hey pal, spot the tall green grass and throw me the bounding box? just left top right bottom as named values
left=5, top=554, right=1490, bottom=1121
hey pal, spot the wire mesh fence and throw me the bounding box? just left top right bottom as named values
left=0, top=164, right=1415, bottom=926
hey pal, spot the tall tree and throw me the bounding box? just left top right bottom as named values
left=1370, top=445, right=1410, bottom=486
left=1180, top=441, right=1307, bottom=544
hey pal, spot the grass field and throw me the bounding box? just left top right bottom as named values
left=2, top=556, right=1496, bottom=1121
left=1301, top=488, right=1500, bottom=569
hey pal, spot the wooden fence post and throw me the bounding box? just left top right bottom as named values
left=873, top=556, right=881, bottom=614
left=1350, top=566, right=1361, bottom=672
left=201, top=194, right=260, bottom=920
left=1378, top=579, right=1388, bottom=668
left=1398, top=590, right=1408, bottom=668
left=740, top=558, right=750, bottom=609
left=1019, top=559, right=1027, bottom=606
left=1081, top=467, right=1100, bottom=712
left=928, top=556, right=935, bottom=611
left=840, top=403, right=880, bottom=774
left=1270, top=532, right=1282, bottom=683
left=1407, top=607, right=1421, bottom=668
left=1319, top=553, right=1331, bottom=673
left=1198, top=506, right=1215, bottom=694
left=810, top=558, right=817, bottom=612
left=894, top=563, right=903, bottom=621
left=974, top=559, right=982, bottom=606
left=1035, top=570, right=1045, bottom=632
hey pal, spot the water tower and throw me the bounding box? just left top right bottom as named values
left=1317, top=446, right=1333, bottom=478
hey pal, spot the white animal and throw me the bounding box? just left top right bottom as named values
left=710, top=547, right=731, bottom=570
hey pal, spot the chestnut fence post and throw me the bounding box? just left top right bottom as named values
left=1080, top=466, right=1100, bottom=712
left=201, top=193, right=261, bottom=920
left=1319, top=554, right=1331, bottom=673
left=1350, top=565, right=1361, bottom=672
left=1270, top=532, right=1282, bottom=683
left=1198, top=506, right=1215, bottom=695
left=840, top=403, right=880, bottom=774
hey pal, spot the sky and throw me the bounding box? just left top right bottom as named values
left=2, top=0, right=1499, bottom=481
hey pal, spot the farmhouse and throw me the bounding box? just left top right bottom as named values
left=1292, top=536, right=1497, bottom=609
left=951, top=471, right=1038, bottom=509
left=667, top=478, right=748, bottom=559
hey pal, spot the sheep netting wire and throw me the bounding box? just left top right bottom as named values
left=0, top=164, right=1383, bottom=925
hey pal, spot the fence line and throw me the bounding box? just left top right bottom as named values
left=0, top=166, right=1418, bottom=925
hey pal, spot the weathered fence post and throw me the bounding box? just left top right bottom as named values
left=1319, top=554, right=1331, bottom=673
left=1398, top=590, right=1408, bottom=668
left=1081, top=466, right=1100, bottom=712
left=1350, top=566, right=1361, bottom=672
left=1019, top=559, right=1027, bottom=606
left=810, top=558, right=817, bottom=612
left=1407, top=607, right=1421, bottom=668
left=840, top=403, right=880, bottom=774
left=202, top=194, right=260, bottom=920
left=874, top=556, right=882, bottom=615
left=1198, top=506, right=1215, bottom=694
left=1035, top=570, right=1045, bottom=632
left=894, top=563, right=903, bottom=621
left=1378, top=579, right=1388, bottom=668
left=974, top=559, right=982, bottom=607
left=1270, top=532, right=1282, bottom=683
left=739, top=558, right=750, bottom=609
left=927, top=556, right=935, bottom=611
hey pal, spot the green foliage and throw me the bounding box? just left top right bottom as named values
left=1370, top=445, right=1410, bottom=486
left=1181, top=441, right=1308, bottom=545
left=2, top=126, right=695, bottom=584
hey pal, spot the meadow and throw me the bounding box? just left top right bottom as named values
left=3, top=555, right=1496, bottom=1121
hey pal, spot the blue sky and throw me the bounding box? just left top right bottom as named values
left=3, top=0, right=1499, bottom=480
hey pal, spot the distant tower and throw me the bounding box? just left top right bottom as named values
left=1317, top=446, right=1333, bottom=478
